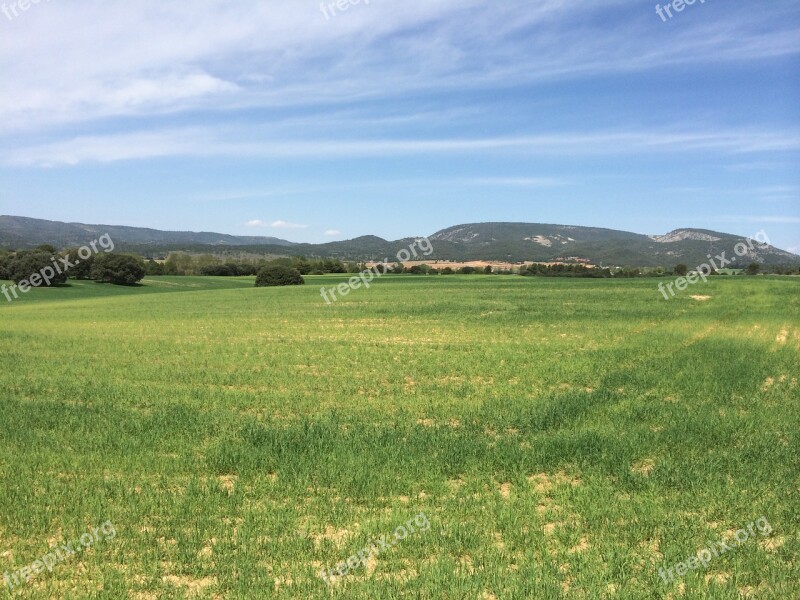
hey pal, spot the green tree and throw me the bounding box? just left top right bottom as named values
left=674, top=264, right=688, bottom=276
left=8, top=251, right=68, bottom=286
left=255, top=266, right=304, bottom=287
left=484, top=265, right=493, bottom=274
left=293, top=257, right=312, bottom=275
left=200, top=264, right=236, bottom=276
left=196, top=254, right=221, bottom=272
left=746, top=263, right=761, bottom=275
left=64, top=248, right=95, bottom=279
left=0, top=252, right=11, bottom=280
left=91, top=254, right=146, bottom=285
left=164, top=252, right=194, bottom=276
left=145, top=259, right=165, bottom=276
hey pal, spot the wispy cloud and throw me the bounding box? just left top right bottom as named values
left=8, top=127, right=800, bottom=167
left=244, top=219, right=308, bottom=229
left=324, top=229, right=342, bottom=236
left=0, top=0, right=797, bottom=137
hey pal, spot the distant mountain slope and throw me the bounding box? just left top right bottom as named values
left=428, top=222, right=799, bottom=267
left=1, top=215, right=798, bottom=267
left=0, top=216, right=293, bottom=249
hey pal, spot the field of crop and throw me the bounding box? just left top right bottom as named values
left=1, top=275, right=798, bottom=599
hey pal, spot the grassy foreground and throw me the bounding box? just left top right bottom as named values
left=0, top=275, right=798, bottom=599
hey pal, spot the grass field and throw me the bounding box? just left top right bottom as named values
left=1, top=275, right=798, bottom=599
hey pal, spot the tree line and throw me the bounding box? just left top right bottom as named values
left=0, top=245, right=145, bottom=287
left=2, top=246, right=795, bottom=288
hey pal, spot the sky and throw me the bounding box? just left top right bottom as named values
left=0, top=0, right=798, bottom=252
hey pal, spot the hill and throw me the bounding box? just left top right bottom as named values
left=1, top=215, right=798, bottom=268
left=0, top=215, right=292, bottom=249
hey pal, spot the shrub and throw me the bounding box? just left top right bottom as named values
left=144, top=260, right=165, bottom=276
left=91, top=254, right=146, bottom=285
left=8, top=251, right=68, bottom=286
left=200, top=264, right=236, bottom=276
left=0, top=253, right=11, bottom=280
left=255, top=265, right=304, bottom=287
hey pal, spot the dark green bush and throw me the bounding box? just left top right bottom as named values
left=91, top=254, right=146, bottom=285
left=255, top=266, right=304, bottom=287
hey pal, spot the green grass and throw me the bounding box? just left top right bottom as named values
left=1, top=275, right=798, bottom=598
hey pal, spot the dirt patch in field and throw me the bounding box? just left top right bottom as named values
left=161, top=575, right=216, bottom=595
left=498, top=482, right=512, bottom=499
left=528, top=471, right=581, bottom=493
left=691, top=295, right=712, bottom=301
left=704, top=572, right=731, bottom=585
left=312, top=525, right=351, bottom=548
left=760, top=536, right=785, bottom=552
left=568, top=536, right=590, bottom=554
left=630, top=459, right=656, bottom=477
left=218, top=475, right=237, bottom=494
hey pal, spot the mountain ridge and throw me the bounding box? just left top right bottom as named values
left=1, top=215, right=798, bottom=268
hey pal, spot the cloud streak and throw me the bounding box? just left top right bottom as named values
left=0, top=0, right=797, bottom=137
left=244, top=219, right=308, bottom=229
left=8, top=127, right=800, bottom=167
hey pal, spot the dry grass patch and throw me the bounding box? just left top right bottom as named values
left=498, top=482, right=512, bottom=499
left=311, top=525, right=351, bottom=549
left=630, top=459, right=656, bottom=477
left=527, top=471, right=581, bottom=493
left=760, top=536, right=785, bottom=552
left=704, top=572, right=732, bottom=585
left=161, top=575, right=217, bottom=595
left=568, top=536, right=591, bottom=554
left=218, top=474, right=237, bottom=494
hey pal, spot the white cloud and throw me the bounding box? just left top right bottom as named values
left=324, top=229, right=342, bottom=236
left=270, top=220, right=308, bottom=229
left=245, top=219, right=308, bottom=229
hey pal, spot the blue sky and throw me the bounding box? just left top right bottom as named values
left=1, top=0, right=798, bottom=251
